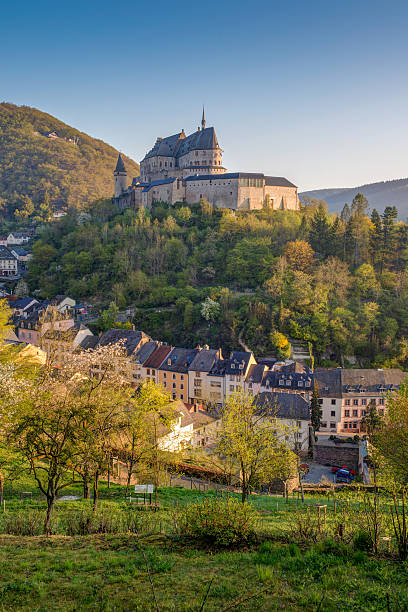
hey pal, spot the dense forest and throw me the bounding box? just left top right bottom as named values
left=0, top=103, right=139, bottom=221
left=27, top=194, right=408, bottom=368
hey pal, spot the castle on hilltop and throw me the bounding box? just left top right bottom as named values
left=114, top=110, right=299, bottom=211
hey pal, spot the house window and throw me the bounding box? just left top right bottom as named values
left=352, top=422, right=357, bottom=429
left=344, top=423, right=348, bottom=429
left=279, top=380, right=284, bottom=386
left=229, top=385, right=234, bottom=392
left=147, top=369, right=150, bottom=375
left=345, top=410, right=350, bottom=417
left=319, top=399, right=323, bottom=405
left=305, top=381, right=311, bottom=387
left=353, top=399, right=359, bottom=406
left=195, top=371, right=201, bottom=377
left=298, top=381, right=303, bottom=387
left=181, top=375, right=184, bottom=380
left=361, top=399, right=367, bottom=405
left=321, top=422, right=327, bottom=428
left=180, top=384, right=184, bottom=390
left=379, top=398, right=385, bottom=405
left=330, top=410, right=336, bottom=417
left=172, top=383, right=176, bottom=389
left=353, top=410, right=358, bottom=417
left=286, top=380, right=291, bottom=386
left=151, top=369, right=155, bottom=375
left=330, top=422, right=336, bottom=428
left=173, top=374, right=176, bottom=380
left=345, top=400, right=350, bottom=406
left=180, top=394, right=184, bottom=400
left=331, top=399, right=336, bottom=405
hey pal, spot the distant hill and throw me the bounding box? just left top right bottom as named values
left=0, top=102, right=139, bottom=214
left=301, top=178, right=408, bottom=217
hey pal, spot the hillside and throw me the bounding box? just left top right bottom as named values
left=301, top=177, right=408, bottom=216
left=0, top=102, right=139, bottom=216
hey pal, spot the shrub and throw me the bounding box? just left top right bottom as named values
left=175, top=498, right=258, bottom=548
left=353, top=530, right=372, bottom=552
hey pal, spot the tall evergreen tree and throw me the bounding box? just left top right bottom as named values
left=310, top=379, right=321, bottom=432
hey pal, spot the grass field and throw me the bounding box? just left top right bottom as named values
left=0, top=479, right=407, bottom=611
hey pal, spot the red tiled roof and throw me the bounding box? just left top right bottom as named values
left=143, top=345, right=172, bottom=369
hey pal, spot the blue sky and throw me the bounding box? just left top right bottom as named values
left=2, top=0, right=408, bottom=190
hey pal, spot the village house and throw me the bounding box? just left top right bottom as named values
left=92, top=328, right=151, bottom=379
left=158, top=347, right=199, bottom=401
left=0, top=246, right=18, bottom=277
left=254, top=392, right=311, bottom=453
left=260, top=364, right=314, bottom=400
left=140, top=344, right=172, bottom=386
left=7, top=232, right=31, bottom=245
left=187, top=347, right=222, bottom=405
left=41, top=323, right=94, bottom=365
left=49, top=295, right=76, bottom=314
left=131, top=341, right=160, bottom=384
left=10, top=247, right=32, bottom=264
left=244, top=363, right=269, bottom=396
left=315, top=368, right=408, bottom=435
left=157, top=401, right=195, bottom=452
left=16, top=304, right=75, bottom=346
left=206, top=358, right=228, bottom=407
left=224, top=351, right=257, bottom=400
left=10, top=296, right=39, bottom=318
left=190, top=407, right=219, bottom=447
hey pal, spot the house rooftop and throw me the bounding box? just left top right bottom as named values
left=255, top=392, right=310, bottom=421
left=188, top=348, right=219, bottom=372
left=97, top=329, right=150, bottom=356
left=143, top=345, right=172, bottom=369
left=159, top=347, right=200, bottom=373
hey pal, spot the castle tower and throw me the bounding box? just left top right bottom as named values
left=114, top=154, right=127, bottom=198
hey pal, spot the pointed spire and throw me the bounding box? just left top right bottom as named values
left=114, top=153, right=126, bottom=174
left=201, top=105, right=206, bottom=130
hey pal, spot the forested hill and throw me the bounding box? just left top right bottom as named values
left=27, top=196, right=408, bottom=369
left=301, top=178, right=408, bottom=217
left=0, top=103, right=139, bottom=217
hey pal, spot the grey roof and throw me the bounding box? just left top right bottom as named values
left=11, top=247, right=29, bottom=256
left=340, top=368, right=407, bottom=394
left=208, top=358, right=227, bottom=377
left=12, top=297, right=37, bottom=310
left=246, top=363, right=267, bottom=384
left=315, top=369, right=342, bottom=397
left=133, top=341, right=158, bottom=365
left=189, top=349, right=219, bottom=372
left=225, top=351, right=253, bottom=376
left=265, top=176, right=297, bottom=188
left=142, top=126, right=219, bottom=162
left=159, top=347, right=200, bottom=373
left=115, top=154, right=126, bottom=173
left=262, top=370, right=314, bottom=391
left=255, top=392, right=310, bottom=421
left=79, top=335, right=99, bottom=350
left=183, top=173, right=297, bottom=188
left=0, top=246, right=16, bottom=260
left=142, top=178, right=176, bottom=192
left=97, top=329, right=150, bottom=356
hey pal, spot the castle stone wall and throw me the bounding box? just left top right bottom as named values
left=185, top=176, right=239, bottom=209
left=265, top=185, right=299, bottom=210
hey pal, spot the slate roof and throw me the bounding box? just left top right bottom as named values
left=262, top=370, right=314, bottom=391
left=79, top=335, right=99, bottom=350
left=188, top=349, right=219, bottom=372
left=133, top=341, right=158, bottom=365
left=143, top=345, right=172, bottom=369
left=246, top=364, right=267, bottom=384
left=11, top=247, right=29, bottom=256
left=115, top=154, right=126, bottom=173
left=97, top=329, right=150, bottom=356
left=142, top=126, right=219, bottom=162
left=12, top=297, right=37, bottom=310
left=225, top=351, right=253, bottom=376
left=142, top=178, right=176, bottom=192
left=190, top=409, right=217, bottom=430
left=159, top=347, right=200, bottom=373
left=255, top=392, right=310, bottom=421
left=340, top=368, right=407, bottom=394
left=0, top=246, right=16, bottom=260
left=184, top=173, right=297, bottom=188
left=314, top=369, right=342, bottom=397
left=208, top=358, right=228, bottom=377
left=265, top=176, right=297, bottom=188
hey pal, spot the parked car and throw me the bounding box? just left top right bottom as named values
left=335, top=468, right=355, bottom=483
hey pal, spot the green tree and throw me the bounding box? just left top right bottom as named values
left=310, top=379, right=321, bottom=432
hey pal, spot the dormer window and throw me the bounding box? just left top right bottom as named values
left=279, top=379, right=284, bottom=386
left=298, top=381, right=303, bottom=387
left=286, top=380, right=291, bottom=386
left=231, top=363, right=235, bottom=369
left=167, top=358, right=171, bottom=365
